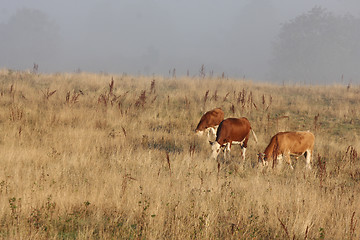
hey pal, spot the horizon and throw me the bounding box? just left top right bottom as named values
left=1, top=0, right=360, bottom=84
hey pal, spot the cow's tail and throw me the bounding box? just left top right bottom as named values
left=251, top=129, right=258, bottom=143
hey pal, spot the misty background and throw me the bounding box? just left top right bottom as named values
left=1, top=0, right=359, bottom=84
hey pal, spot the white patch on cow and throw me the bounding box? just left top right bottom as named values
left=232, top=140, right=244, bottom=145
left=196, top=131, right=204, bottom=137
left=277, top=155, right=283, bottom=165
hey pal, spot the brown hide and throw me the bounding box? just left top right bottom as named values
left=195, top=108, right=224, bottom=132
left=216, top=118, right=251, bottom=148
left=264, top=131, right=315, bottom=160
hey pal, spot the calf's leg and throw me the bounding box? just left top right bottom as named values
left=305, top=150, right=312, bottom=169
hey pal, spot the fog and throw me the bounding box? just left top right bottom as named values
left=1, top=0, right=360, bottom=83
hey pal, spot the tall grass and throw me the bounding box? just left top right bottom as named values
left=0, top=69, right=359, bottom=239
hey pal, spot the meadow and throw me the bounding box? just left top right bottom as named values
left=0, top=69, right=359, bottom=239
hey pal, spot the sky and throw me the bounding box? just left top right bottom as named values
left=0, top=0, right=359, bottom=82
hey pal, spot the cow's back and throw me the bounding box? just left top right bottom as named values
left=206, top=108, right=224, bottom=124
left=276, top=131, right=315, bottom=154
left=216, top=118, right=251, bottom=145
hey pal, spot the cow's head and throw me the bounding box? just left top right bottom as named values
left=209, top=141, right=221, bottom=159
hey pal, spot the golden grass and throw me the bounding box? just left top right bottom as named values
left=0, top=69, right=359, bottom=239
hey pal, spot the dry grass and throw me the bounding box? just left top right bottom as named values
left=0, top=69, right=359, bottom=239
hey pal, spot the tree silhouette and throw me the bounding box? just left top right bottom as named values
left=270, top=7, right=360, bottom=84
left=0, top=8, right=60, bottom=71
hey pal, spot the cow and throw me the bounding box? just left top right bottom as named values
left=209, top=117, right=258, bottom=161
left=195, top=108, right=224, bottom=141
left=258, top=131, right=315, bottom=170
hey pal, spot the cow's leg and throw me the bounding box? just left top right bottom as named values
left=275, top=155, right=283, bottom=168
left=241, top=147, right=246, bottom=161
left=285, top=152, right=294, bottom=170
left=224, top=143, right=231, bottom=160
left=242, top=135, right=249, bottom=149
left=305, top=150, right=312, bottom=169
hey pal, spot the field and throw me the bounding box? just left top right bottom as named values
left=0, top=69, right=359, bottom=239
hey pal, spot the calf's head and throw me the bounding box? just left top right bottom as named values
left=257, top=153, right=267, bottom=166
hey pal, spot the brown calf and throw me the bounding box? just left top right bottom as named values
left=258, top=131, right=315, bottom=169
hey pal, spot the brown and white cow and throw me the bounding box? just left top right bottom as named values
left=258, top=131, right=315, bottom=170
left=195, top=108, right=224, bottom=140
left=209, top=117, right=258, bottom=161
